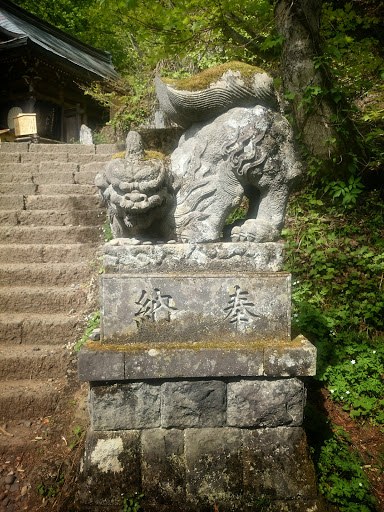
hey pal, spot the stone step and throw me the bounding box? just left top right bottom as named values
left=0, top=170, right=75, bottom=184
left=38, top=184, right=98, bottom=195
left=0, top=152, right=21, bottom=162
left=0, top=142, right=123, bottom=155
left=0, top=286, right=88, bottom=313
left=0, top=345, right=68, bottom=380
left=0, top=168, right=101, bottom=185
left=0, top=208, right=105, bottom=226
left=0, top=171, right=33, bottom=183
left=0, top=243, right=100, bottom=263
left=0, top=183, right=38, bottom=195
left=0, top=142, right=29, bottom=153
left=0, top=163, right=39, bottom=174
left=20, top=152, right=68, bottom=163
left=0, top=182, right=97, bottom=195
left=0, top=225, right=102, bottom=244
left=75, top=169, right=103, bottom=185
left=0, top=262, right=91, bottom=286
left=0, top=313, right=83, bottom=345
left=0, top=379, right=65, bottom=421
left=24, top=194, right=102, bottom=210
left=0, top=195, right=24, bottom=210
left=29, top=143, right=95, bottom=155
left=14, top=153, right=111, bottom=164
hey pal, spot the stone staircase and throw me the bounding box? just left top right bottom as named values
left=0, top=142, right=119, bottom=423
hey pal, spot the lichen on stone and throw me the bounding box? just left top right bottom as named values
left=162, top=61, right=266, bottom=92
left=141, top=150, right=167, bottom=161
left=111, top=151, right=125, bottom=159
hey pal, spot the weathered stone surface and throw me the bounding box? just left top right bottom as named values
left=161, top=381, right=226, bottom=428
left=0, top=152, right=20, bottom=162
left=141, top=429, right=185, bottom=504
left=78, top=336, right=316, bottom=381
left=103, top=241, right=284, bottom=272
left=21, top=152, right=68, bottom=163
left=185, top=428, right=243, bottom=503
left=171, top=106, right=301, bottom=243
left=95, top=132, right=173, bottom=240
left=155, top=64, right=277, bottom=128
left=39, top=161, right=79, bottom=173
left=0, top=142, right=29, bottom=152
left=68, top=153, right=111, bottom=163
left=29, top=143, right=95, bottom=154
left=81, top=428, right=141, bottom=506
left=101, top=272, right=291, bottom=342
left=89, top=382, right=161, bottom=430
left=80, top=125, right=93, bottom=145
left=227, top=378, right=305, bottom=427
left=97, top=101, right=301, bottom=244
left=242, top=427, right=317, bottom=500
left=95, top=143, right=125, bottom=154
left=78, top=347, right=124, bottom=381
left=124, top=343, right=264, bottom=379
left=264, top=335, right=317, bottom=376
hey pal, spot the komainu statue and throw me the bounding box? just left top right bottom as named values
left=95, top=62, right=302, bottom=243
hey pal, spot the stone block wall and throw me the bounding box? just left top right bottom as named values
left=79, top=376, right=324, bottom=511
left=89, top=378, right=305, bottom=430
left=82, top=424, right=318, bottom=511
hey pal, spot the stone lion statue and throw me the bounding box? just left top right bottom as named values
left=95, top=131, right=173, bottom=239
left=95, top=63, right=301, bottom=243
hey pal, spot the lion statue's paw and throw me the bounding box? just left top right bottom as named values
left=231, top=219, right=280, bottom=243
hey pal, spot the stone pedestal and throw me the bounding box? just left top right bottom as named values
left=78, top=242, right=324, bottom=511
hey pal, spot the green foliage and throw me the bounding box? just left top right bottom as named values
left=324, top=175, right=364, bottom=206
left=284, top=187, right=384, bottom=422
left=68, top=425, right=86, bottom=450
left=324, top=337, right=384, bottom=423
left=82, top=75, right=154, bottom=132
left=95, top=0, right=280, bottom=71
left=121, top=492, right=144, bottom=512
left=283, top=189, right=384, bottom=337
left=317, top=427, right=376, bottom=511
left=36, top=474, right=65, bottom=500
left=102, top=216, right=114, bottom=242
left=224, top=197, right=249, bottom=225
left=75, top=311, right=100, bottom=352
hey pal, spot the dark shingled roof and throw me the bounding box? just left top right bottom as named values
left=0, top=0, right=119, bottom=80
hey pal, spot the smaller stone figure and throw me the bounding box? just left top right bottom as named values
left=95, top=131, right=173, bottom=240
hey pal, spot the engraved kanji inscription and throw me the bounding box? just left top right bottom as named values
left=224, top=285, right=260, bottom=326
left=135, top=288, right=177, bottom=325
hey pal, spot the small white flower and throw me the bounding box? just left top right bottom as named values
left=373, top=350, right=376, bottom=354
left=359, top=483, right=363, bottom=487
left=340, top=396, right=344, bottom=400
left=330, top=389, right=335, bottom=393
left=351, top=360, right=356, bottom=364
left=346, top=390, right=350, bottom=394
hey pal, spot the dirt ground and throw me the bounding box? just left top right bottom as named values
left=0, top=361, right=89, bottom=512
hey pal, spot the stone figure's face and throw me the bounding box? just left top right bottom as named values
left=96, top=158, right=172, bottom=232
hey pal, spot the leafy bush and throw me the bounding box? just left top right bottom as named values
left=283, top=188, right=384, bottom=422
left=317, top=427, right=376, bottom=512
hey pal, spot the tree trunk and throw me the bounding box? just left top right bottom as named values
left=275, top=0, right=353, bottom=177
